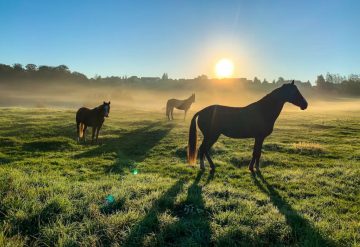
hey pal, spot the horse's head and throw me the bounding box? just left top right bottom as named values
left=281, top=81, right=308, bottom=110
left=102, top=101, right=111, bottom=117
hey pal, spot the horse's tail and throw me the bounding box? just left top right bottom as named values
left=187, top=112, right=199, bottom=165
left=79, top=123, right=85, bottom=138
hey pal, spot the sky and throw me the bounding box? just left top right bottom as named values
left=1, top=0, right=359, bottom=82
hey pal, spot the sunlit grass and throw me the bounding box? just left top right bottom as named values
left=0, top=107, right=359, bottom=246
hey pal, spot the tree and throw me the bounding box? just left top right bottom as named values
left=13, top=63, right=23, bottom=71
left=55, top=65, right=69, bottom=72
left=253, top=77, right=261, bottom=84
left=25, top=64, right=37, bottom=71
left=315, top=74, right=327, bottom=90
left=276, top=77, right=285, bottom=84
left=162, top=73, right=168, bottom=80
left=195, top=74, right=208, bottom=80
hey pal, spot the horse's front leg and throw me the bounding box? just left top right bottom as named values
left=249, top=137, right=264, bottom=172
left=255, top=137, right=264, bottom=171
left=96, top=125, right=102, bottom=144
left=76, top=122, right=80, bottom=143
left=171, top=108, right=174, bottom=120
left=184, top=110, right=187, bottom=121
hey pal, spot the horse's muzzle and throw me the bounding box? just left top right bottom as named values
left=300, top=101, right=308, bottom=110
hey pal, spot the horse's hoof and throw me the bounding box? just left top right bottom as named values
left=249, top=167, right=255, bottom=173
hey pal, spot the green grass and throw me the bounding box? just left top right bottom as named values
left=0, top=107, right=359, bottom=246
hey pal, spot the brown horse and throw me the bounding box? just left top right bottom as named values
left=166, top=93, right=195, bottom=120
left=76, top=101, right=110, bottom=144
left=187, top=81, right=308, bottom=172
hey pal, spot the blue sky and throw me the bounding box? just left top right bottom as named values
left=1, top=0, right=359, bottom=81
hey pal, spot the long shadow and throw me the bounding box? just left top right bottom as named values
left=251, top=171, right=335, bottom=246
left=164, top=170, right=212, bottom=246
left=122, top=179, right=185, bottom=247
left=74, top=121, right=174, bottom=174
left=122, top=171, right=212, bottom=246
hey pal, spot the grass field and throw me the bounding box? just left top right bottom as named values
left=0, top=107, right=359, bottom=246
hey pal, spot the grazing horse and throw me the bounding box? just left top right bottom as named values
left=166, top=93, right=195, bottom=120
left=187, top=81, right=308, bottom=172
left=76, top=101, right=110, bottom=144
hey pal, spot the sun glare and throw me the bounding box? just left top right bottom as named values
left=215, top=58, right=234, bottom=78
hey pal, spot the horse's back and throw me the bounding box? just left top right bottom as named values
left=197, top=104, right=268, bottom=138
left=76, top=107, right=91, bottom=122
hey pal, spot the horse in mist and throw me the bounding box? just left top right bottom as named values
left=187, top=81, right=308, bottom=172
left=166, top=93, right=195, bottom=120
left=76, top=101, right=110, bottom=144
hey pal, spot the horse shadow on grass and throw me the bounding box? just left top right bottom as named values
left=122, top=171, right=212, bottom=246
left=251, top=171, right=335, bottom=246
left=74, top=121, right=175, bottom=174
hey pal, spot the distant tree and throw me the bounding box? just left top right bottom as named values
left=326, top=73, right=345, bottom=84
left=162, top=73, right=168, bottom=80
left=38, top=65, right=54, bottom=72
left=315, top=74, right=328, bottom=90
left=13, top=63, right=23, bottom=71
left=253, top=77, right=261, bottom=84
left=55, top=65, right=69, bottom=72
left=276, top=77, right=285, bottom=84
left=272, top=80, right=276, bottom=84
left=195, top=74, right=208, bottom=80
left=262, top=79, right=269, bottom=84
left=25, top=64, right=37, bottom=71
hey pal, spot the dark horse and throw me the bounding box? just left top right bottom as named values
left=166, top=93, right=195, bottom=120
left=76, top=101, right=110, bottom=144
left=187, top=81, right=308, bottom=172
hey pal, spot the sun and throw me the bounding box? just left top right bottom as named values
left=215, top=58, right=234, bottom=78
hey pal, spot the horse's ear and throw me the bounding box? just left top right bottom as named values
left=108, top=101, right=111, bottom=105
left=291, top=80, right=294, bottom=85
left=103, top=101, right=106, bottom=104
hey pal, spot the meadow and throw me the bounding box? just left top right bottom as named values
left=0, top=106, right=359, bottom=246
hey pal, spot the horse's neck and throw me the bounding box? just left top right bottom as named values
left=93, top=107, right=104, bottom=118
left=258, top=92, right=285, bottom=122
left=181, top=97, right=193, bottom=107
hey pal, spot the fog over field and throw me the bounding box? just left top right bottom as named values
left=1, top=80, right=359, bottom=114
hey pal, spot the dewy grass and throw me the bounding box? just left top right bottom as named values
left=0, top=107, right=359, bottom=246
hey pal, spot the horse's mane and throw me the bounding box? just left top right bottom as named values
left=257, top=85, right=288, bottom=105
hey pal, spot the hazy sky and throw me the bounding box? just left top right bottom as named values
left=1, top=0, right=359, bottom=82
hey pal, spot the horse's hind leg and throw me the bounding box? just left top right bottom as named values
left=200, top=134, right=220, bottom=171
left=91, top=127, right=96, bottom=144
left=83, top=125, right=88, bottom=143
left=204, top=134, right=220, bottom=171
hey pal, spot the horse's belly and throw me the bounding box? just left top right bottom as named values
left=221, top=128, right=255, bottom=139
left=220, top=121, right=270, bottom=139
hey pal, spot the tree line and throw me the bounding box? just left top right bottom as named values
left=1, top=63, right=359, bottom=96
